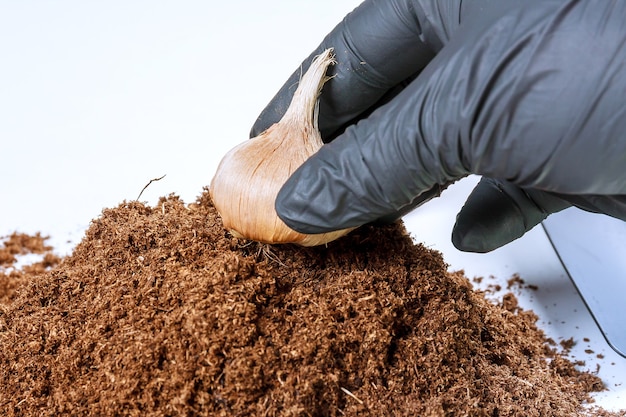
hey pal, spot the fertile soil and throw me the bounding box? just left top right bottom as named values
left=0, top=189, right=621, bottom=416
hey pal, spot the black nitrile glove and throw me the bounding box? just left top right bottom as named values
left=251, top=0, right=626, bottom=253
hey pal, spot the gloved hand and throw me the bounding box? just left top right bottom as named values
left=251, top=0, right=626, bottom=253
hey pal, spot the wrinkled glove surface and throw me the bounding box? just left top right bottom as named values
left=251, top=0, right=626, bottom=252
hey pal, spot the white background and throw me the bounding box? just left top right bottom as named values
left=1, top=1, right=624, bottom=411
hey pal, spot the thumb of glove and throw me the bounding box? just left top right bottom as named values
left=452, top=178, right=571, bottom=253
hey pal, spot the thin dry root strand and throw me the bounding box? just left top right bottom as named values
left=255, top=242, right=287, bottom=267
left=136, top=175, right=167, bottom=201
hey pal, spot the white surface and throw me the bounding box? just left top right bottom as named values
left=1, top=1, right=624, bottom=412
left=543, top=209, right=626, bottom=359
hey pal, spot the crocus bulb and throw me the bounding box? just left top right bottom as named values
left=210, top=48, right=353, bottom=246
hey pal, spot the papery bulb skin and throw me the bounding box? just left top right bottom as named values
left=210, top=48, right=353, bottom=246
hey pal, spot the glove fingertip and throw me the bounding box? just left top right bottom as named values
left=451, top=221, right=496, bottom=253
left=274, top=189, right=322, bottom=234
left=451, top=179, right=527, bottom=253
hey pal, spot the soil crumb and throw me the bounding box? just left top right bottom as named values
left=0, top=190, right=622, bottom=416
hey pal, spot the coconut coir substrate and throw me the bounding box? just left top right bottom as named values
left=0, top=190, right=620, bottom=416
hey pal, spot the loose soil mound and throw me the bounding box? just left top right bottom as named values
left=0, top=190, right=619, bottom=416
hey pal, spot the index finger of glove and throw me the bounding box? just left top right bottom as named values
left=273, top=88, right=460, bottom=234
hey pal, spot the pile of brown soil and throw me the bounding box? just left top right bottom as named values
left=0, top=190, right=620, bottom=416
